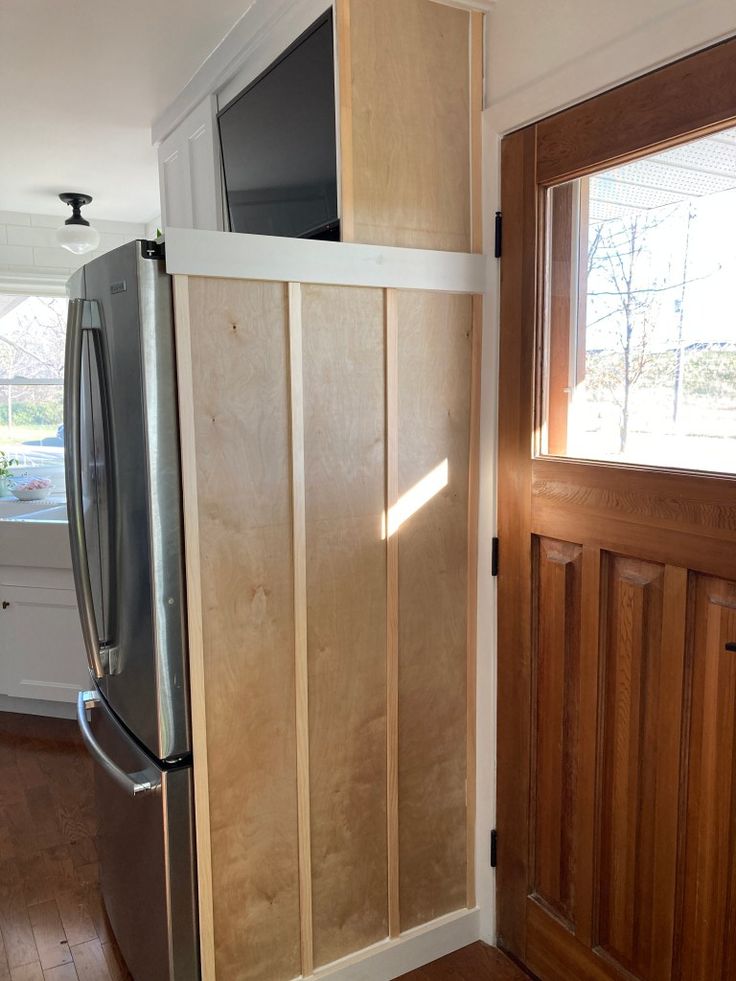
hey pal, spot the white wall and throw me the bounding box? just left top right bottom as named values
left=486, top=0, right=736, bottom=134
left=0, top=211, right=147, bottom=295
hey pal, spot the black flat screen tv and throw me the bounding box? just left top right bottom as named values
left=218, top=12, right=339, bottom=240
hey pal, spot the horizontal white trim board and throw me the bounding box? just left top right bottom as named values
left=0, top=694, right=76, bottom=720
left=427, top=0, right=495, bottom=10
left=165, top=228, right=488, bottom=294
left=301, top=908, right=480, bottom=980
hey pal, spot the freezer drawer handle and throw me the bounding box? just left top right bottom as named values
left=77, top=691, right=160, bottom=797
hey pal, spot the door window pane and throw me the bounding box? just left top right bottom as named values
left=543, top=126, right=736, bottom=473
left=0, top=295, right=67, bottom=498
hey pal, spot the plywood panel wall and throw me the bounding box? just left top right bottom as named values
left=179, top=277, right=301, bottom=981
left=175, top=276, right=480, bottom=980
left=395, top=290, right=473, bottom=929
left=339, top=0, right=483, bottom=253
left=301, top=285, right=389, bottom=966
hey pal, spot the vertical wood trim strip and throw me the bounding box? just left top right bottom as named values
left=466, top=294, right=482, bottom=908
left=288, top=281, right=314, bottom=976
left=385, top=288, right=401, bottom=938
left=336, top=0, right=356, bottom=243
left=172, top=275, right=216, bottom=981
left=497, top=124, right=538, bottom=957
left=576, top=545, right=602, bottom=947
left=469, top=11, right=484, bottom=255
left=651, top=564, right=687, bottom=981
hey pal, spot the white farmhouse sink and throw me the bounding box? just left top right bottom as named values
left=7, top=504, right=68, bottom=523
left=0, top=500, right=38, bottom=518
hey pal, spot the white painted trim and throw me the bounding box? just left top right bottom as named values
left=165, top=228, right=488, bottom=294
left=428, top=0, right=496, bottom=11
left=152, top=0, right=333, bottom=145
left=302, top=908, right=480, bottom=980
left=0, top=270, right=68, bottom=297
left=486, top=7, right=736, bottom=135
left=0, top=694, right=76, bottom=720
left=473, top=113, right=499, bottom=947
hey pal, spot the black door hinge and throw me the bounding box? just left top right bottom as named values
left=491, top=537, right=499, bottom=577
left=494, top=212, right=503, bottom=259
left=491, top=829, right=498, bottom=868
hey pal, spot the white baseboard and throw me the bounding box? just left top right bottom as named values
left=304, top=908, right=480, bottom=981
left=0, top=694, right=76, bottom=720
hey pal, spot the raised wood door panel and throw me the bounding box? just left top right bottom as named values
left=531, top=538, right=582, bottom=928
left=175, top=276, right=480, bottom=980
left=679, top=575, right=736, bottom=981
left=498, top=35, right=736, bottom=981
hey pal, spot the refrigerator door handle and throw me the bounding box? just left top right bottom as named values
left=65, top=298, right=106, bottom=680
left=77, top=691, right=160, bottom=797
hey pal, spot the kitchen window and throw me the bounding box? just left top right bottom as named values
left=0, top=294, right=68, bottom=499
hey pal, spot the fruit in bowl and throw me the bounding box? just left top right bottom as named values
left=11, top=477, right=53, bottom=502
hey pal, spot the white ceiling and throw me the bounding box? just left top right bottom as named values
left=589, top=126, right=736, bottom=221
left=0, top=0, right=252, bottom=224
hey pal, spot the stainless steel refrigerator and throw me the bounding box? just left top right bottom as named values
left=64, top=240, right=199, bottom=980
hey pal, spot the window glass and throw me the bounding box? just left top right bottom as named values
left=543, top=126, right=736, bottom=472
left=0, top=295, right=68, bottom=498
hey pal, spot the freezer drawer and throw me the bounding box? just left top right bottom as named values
left=79, top=690, right=199, bottom=980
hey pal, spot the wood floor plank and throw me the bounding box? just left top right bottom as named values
left=79, top=892, right=109, bottom=948
left=0, top=929, right=10, bottom=980
left=0, top=896, right=39, bottom=971
left=43, top=964, right=79, bottom=981
left=9, top=963, right=43, bottom=981
left=55, top=891, right=96, bottom=949
left=27, top=903, right=71, bottom=972
left=70, top=868, right=97, bottom=893
left=66, top=843, right=96, bottom=872
left=99, top=945, right=128, bottom=981
left=397, top=943, right=530, bottom=980
left=0, top=713, right=147, bottom=979
left=70, top=941, right=111, bottom=981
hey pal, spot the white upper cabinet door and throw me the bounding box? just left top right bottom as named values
left=157, top=96, right=223, bottom=232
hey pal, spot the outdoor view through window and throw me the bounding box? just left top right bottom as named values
left=0, top=295, right=67, bottom=498
left=544, top=125, right=736, bottom=473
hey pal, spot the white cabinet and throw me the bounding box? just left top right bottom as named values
left=157, top=95, right=223, bottom=231
left=0, top=581, right=88, bottom=703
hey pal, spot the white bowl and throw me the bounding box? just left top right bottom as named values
left=11, top=486, right=53, bottom=502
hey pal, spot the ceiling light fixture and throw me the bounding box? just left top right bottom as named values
left=56, top=193, right=100, bottom=255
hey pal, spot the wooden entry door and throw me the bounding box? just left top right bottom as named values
left=497, top=38, right=736, bottom=981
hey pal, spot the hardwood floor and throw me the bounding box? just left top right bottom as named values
left=0, top=711, right=528, bottom=981
left=398, top=943, right=530, bottom=980
left=0, top=711, right=131, bottom=981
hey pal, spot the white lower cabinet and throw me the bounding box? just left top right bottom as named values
left=0, top=581, right=88, bottom=703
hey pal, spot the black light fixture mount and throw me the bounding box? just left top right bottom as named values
left=59, top=192, right=93, bottom=226
left=57, top=192, right=100, bottom=254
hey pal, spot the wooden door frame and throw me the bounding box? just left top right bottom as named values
left=496, top=33, right=736, bottom=960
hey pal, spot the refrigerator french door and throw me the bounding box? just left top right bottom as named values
left=64, top=240, right=199, bottom=980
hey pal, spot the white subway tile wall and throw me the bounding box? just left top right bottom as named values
left=0, top=210, right=148, bottom=283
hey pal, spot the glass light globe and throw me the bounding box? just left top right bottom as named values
left=56, top=222, right=100, bottom=255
